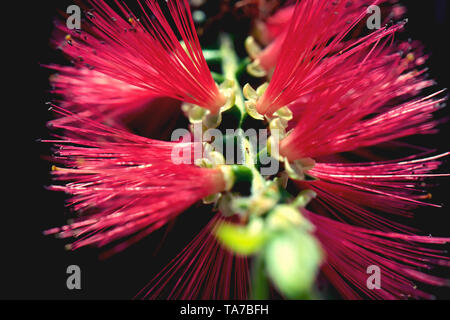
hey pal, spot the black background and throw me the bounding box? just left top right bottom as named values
left=2, top=0, right=450, bottom=300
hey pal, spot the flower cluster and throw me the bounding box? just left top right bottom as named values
left=45, top=0, right=449, bottom=299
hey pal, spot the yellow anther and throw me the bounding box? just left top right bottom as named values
left=244, top=36, right=262, bottom=59
left=243, top=83, right=258, bottom=101
left=256, top=82, right=269, bottom=96
left=202, top=193, right=220, bottom=205
left=274, top=106, right=293, bottom=122
left=219, top=165, right=235, bottom=192
left=284, top=158, right=315, bottom=181
left=245, top=101, right=264, bottom=120
left=247, top=60, right=267, bottom=78
left=420, top=193, right=432, bottom=200
left=208, top=151, right=226, bottom=166
left=243, top=83, right=267, bottom=120
left=195, top=157, right=213, bottom=169
left=269, top=118, right=287, bottom=139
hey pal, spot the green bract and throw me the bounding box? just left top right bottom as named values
left=265, top=229, right=323, bottom=299
left=215, top=219, right=267, bottom=255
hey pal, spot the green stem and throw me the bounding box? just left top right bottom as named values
left=219, top=33, right=245, bottom=116
left=211, top=71, right=225, bottom=83
left=218, top=34, right=286, bottom=300
left=250, top=253, right=269, bottom=300
left=218, top=33, right=266, bottom=196
left=203, top=49, right=222, bottom=63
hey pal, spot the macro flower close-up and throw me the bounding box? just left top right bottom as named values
left=9, top=0, right=450, bottom=303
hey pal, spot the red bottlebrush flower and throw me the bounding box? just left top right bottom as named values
left=44, top=108, right=227, bottom=257
left=279, top=40, right=444, bottom=160
left=49, top=66, right=152, bottom=110
left=53, top=0, right=226, bottom=114
left=252, top=34, right=286, bottom=73
left=255, top=0, right=406, bottom=115
left=263, top=4, right=295, bottom=41
left=138, top=215, right=250, bottom=300
left=262, top=1, right=406, bottom=40
left=299, top=153, right=450, bottom=232
left=48, top=66, right=156, bottom=128
left=307, top=212, right=450, bottom=299
left=48, top=65, right=183, bottom=139
left=251, top=0, right=405, bottom=74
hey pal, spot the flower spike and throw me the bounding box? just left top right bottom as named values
left=252, top=0, right=404, bottom=73
left=255, top=0, right=406, bottom=116
left=308, top=212, right=450, bottom=299
left=44, top=108, right=227, bottom=255
left=54, top=0, right=226, bottom=114
left=138, top=215, right=250, bottom=299
left=279, top=40, right=444, bottom=160
left=298, top=153, right=450, bottom=232
left=48, top=66, right=157, bottom=127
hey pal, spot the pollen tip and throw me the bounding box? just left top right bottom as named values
left=406, top=53, right=415, bottom=62
left=420, top=193, right=433, bottom=200
left=43, top=228, right=59, bottom=236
